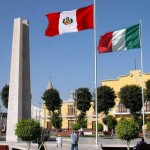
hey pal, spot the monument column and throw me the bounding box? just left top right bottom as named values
left=6, top=18, right=31, bottom=142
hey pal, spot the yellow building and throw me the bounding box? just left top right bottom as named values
left=61, top=99, right=100, bottom=130
left=42, top=70, right=150, bottom=130
left=102, top=70, right=150, bottom=120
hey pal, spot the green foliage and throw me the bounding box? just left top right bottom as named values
left=146, top=121, right=150, bottom=131
left=102, top=117, right=108, bottom=125
left=75, top=88, right=92, bottom=113
left=102, top=115, right=117, bottom=130
left=0, top=84, right=9, bottom=108
left=71, top=122, right=81, bottom=130
left=76, top=112, right=87, bottom=128
left=42, top=88, right=62, bottom=112
left=96, top=85, right=116, bottom=114
left=135, top=117, right=143, bottom=131
left=116, top=119, right=139, bottom=142
left=15, top=119, right=41, bottom=142
left=119, top=85, right=142, bottom=115
left=76, top=118, right=87, bottom=128
left=93, top=122, right=103, bottom=132
left=145, top=80, right=150, bottom=101
left=50, top=112, right=62, bottom=129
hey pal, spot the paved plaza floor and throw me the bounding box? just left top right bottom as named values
left=0, top=136, right=150, bottom=150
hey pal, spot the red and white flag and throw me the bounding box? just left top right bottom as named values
left=45, top=5, right=93, bottom=37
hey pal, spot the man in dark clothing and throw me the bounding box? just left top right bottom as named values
left=134, top=138, right=147, bottom=150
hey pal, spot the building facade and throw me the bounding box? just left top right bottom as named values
left=102, top=70, right=150, bottom=119
left=42, top=70, right=150, bottom=130
left=31, top=105, right=43, bottom=126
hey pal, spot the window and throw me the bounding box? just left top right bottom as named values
left=117, top=103, right=128, bottom=113
left=68, top=105, right=75, bottom=115
left=2, top=124, right=6, bottom=133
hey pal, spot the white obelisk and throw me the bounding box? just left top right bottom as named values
left=6, top=18, right=31, bottom=142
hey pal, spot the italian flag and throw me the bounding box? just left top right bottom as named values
left=45, top=5, right=93, bottom=37
left=98, top=24, right=141, bottom=53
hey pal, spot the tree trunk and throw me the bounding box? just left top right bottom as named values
left=127, top=140, right=130, bottom=150
left=27, top=141, right=31, bottom=150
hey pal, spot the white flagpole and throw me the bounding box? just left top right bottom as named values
left=140, top=20, right=145, bottom=139
left=94, top=0, right=98, bottom=145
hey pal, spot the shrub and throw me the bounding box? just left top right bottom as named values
left=93, top=122, right=103, bottom=132
left=146, top=121, right=150, bottom=131
left=116, top=119, right=139, bottom=150
left=71, top=123, right=80, bottom=130
left=15, top=119, right=41, bottom=150
left=102, top=115, right=117, bottom=130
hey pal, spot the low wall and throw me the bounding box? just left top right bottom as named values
left=102, top=144, right=150, bottom=150
left=0, top=145, right=9, bottom=150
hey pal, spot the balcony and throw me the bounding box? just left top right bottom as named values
left=113, top=102, right=150, bottom=115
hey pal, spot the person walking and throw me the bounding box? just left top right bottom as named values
left=56, top=135, right=62, bottom=147
left=133, top=137, right=147, bottom=150
left=74, top=130, right=79, bottom=150
left=71, top=130, right=78, bottom=150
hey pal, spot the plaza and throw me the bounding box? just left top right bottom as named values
left=0, top=136, right=150, bottom=150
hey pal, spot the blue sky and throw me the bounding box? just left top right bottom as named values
left=0, top=0, right=150, bottom=110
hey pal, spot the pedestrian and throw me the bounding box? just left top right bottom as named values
left=74, top=130, right=79, bottom=150
left=133, top=137, right=147, bottom=150
left=80, top=127, right=84, bottom=136
left=111, top=128, right=114, bottom=136
left=56, top=135, right=62, bottom=147
left=71, top=130, right=78, bottom=150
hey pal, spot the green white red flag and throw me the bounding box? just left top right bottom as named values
left=45, top=5, right=93, bottom=37
left=98, top=24, right=141, bottom=53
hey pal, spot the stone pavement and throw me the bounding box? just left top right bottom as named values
left=0, top=137, right=150, bottom=150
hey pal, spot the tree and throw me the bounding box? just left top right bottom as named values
left=71, top=122, right=81, bottom=130
left=93, top=122, right=103, bottom=132
left=96, top=85, right=116, bottom=115
left=50, top=112, right=62, bottom=130
left=74, top=88, right=92, bottom=128
left=119, top=85, right=142, bottom=117
left=0, top=84, right=9, bottom=108
left=146, top=121, right=150, bottom=131
left=115, top=119, right=139, bottom=150
left=145, top=80, right=150, bottom=101
left=75, top=88, right=92, bottom=113
left=15, top=119, right=41, bottom=150
left=42, top=88, right=62, bottom=113
left=76, top=112, right=87, bottom=128
left=102, top=115, right=117, bottom=130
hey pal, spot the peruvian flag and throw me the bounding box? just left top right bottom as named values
left=45, top=5, right=93, bottom=37
left=98, top=24, right=141, bottom=53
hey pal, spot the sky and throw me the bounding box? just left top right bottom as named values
left=0, top=0, right=150, bottom=111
